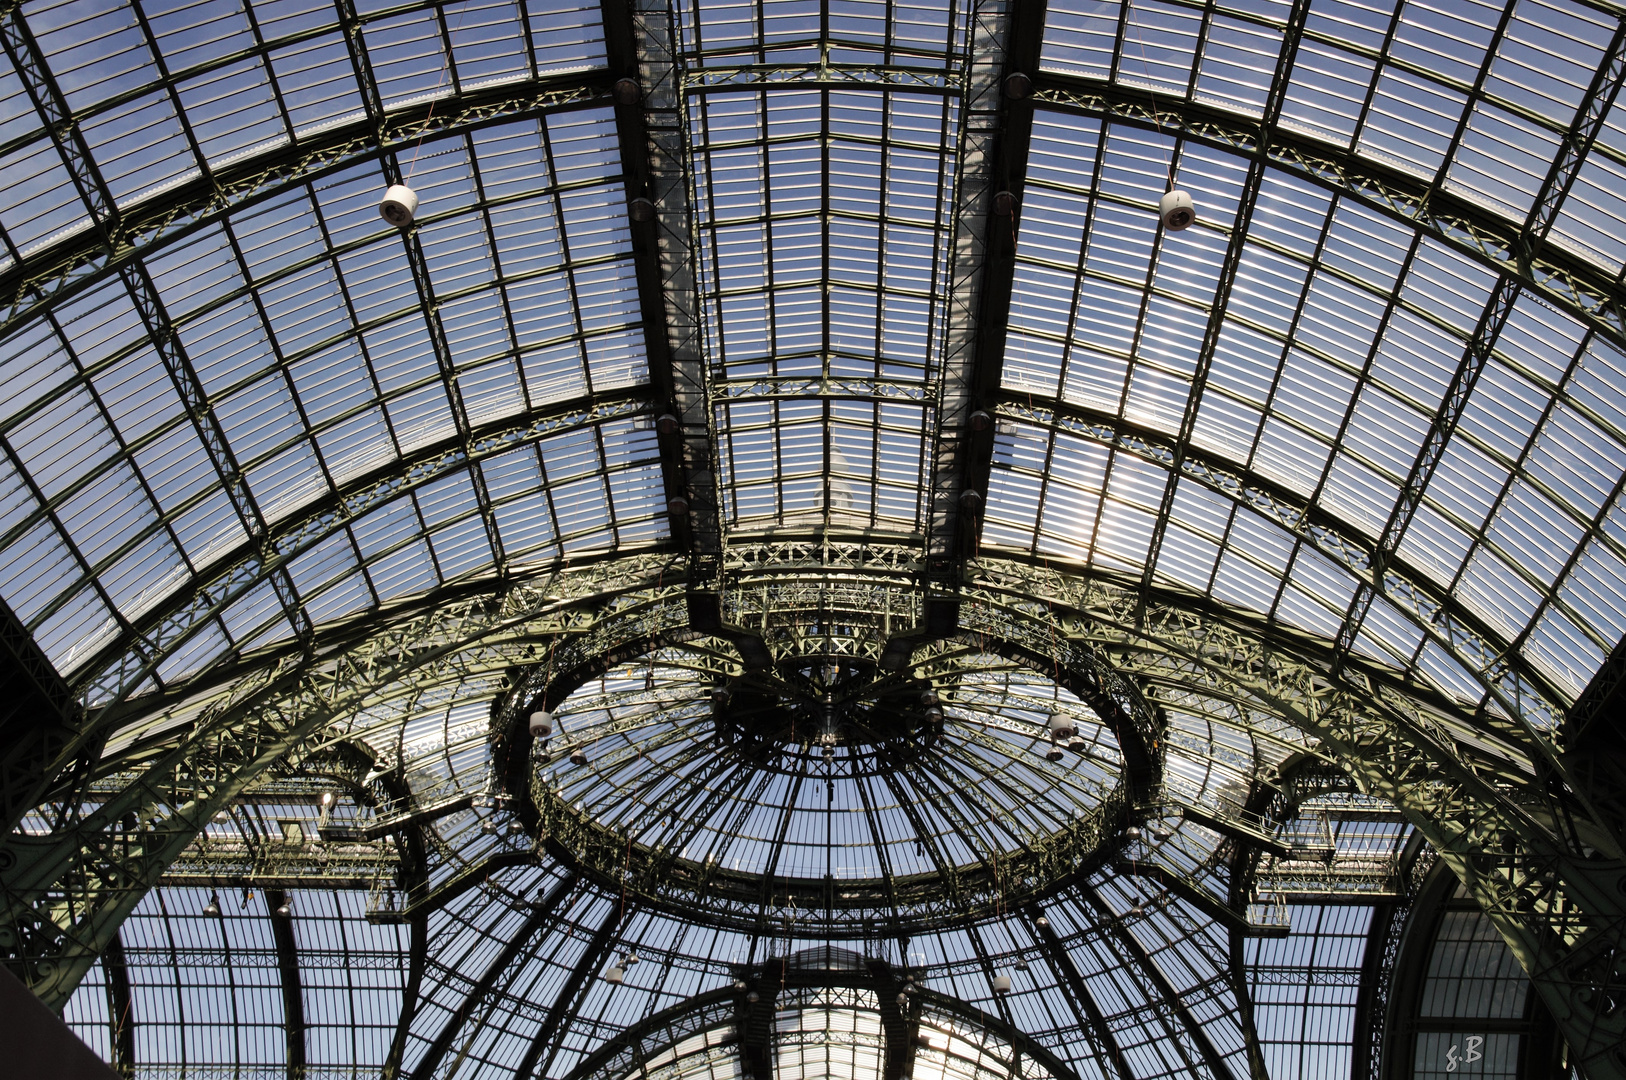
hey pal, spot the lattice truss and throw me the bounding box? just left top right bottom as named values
left=0, top=0, right=1623, bottom=1078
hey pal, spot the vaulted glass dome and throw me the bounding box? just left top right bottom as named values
left=0, top=0, right=1623, bottom=1077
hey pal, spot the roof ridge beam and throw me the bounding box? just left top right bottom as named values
left=925, top=0, right=1048, bottom=584
left=616, top=0, right=722, bottom=581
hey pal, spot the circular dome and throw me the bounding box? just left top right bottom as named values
left=513, top=638, right=1132, bottom=933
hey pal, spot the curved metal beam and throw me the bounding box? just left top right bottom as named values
left=1078, top=883, right=1230, bottom=1080
left=0, top=74, right=612, bottom=343
left=1022, top=904, right=1133, bottom=1080
left=407, top=872, right=580, bottom=1080
left=512, top=904, right=628, bottom=1080
left=100, top=928, right=135, bottom=1077
left=924, top=0, right=1039, bottom=577
left=627, top=0, right=719, bottom=573
left=1030, top=76, right=1626, bottom=355
left=70, top=393, right=651, bottom=716
left=992, top=394, right=1590, bottom=807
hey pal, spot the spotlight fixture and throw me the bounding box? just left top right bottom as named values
left=1158, top=189, right=1196, bottom=232
left=379, top=184, right=419, bottom=227
left=203, top=892, right=221, bottom=917
left=275, top=896, right=293, bottom=918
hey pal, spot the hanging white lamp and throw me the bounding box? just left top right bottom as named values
left=379, top=184, right=419, bottom=227
left=1158, top=189, right=1195, bottom=232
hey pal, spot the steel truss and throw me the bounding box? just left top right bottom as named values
left=0, top=563, right=669, bottom=1007
left=922, top=0, right=1032, bottom=580
left=3, top=547, right=1623, bottom=1072
left=969, top=565, right=1626, bottom=1078
left=629, top=0, right=722, bottom=577
left=562, top=975, right=1078, bottom=1080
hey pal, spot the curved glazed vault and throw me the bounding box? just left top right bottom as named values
left=0, top=0, right=1623, bottom=1078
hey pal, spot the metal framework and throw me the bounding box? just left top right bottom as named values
left=2, top=0, right=1626, bottom=1079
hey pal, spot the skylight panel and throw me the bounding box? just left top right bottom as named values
left=30, top=0, right=160, bottom=112
left=366, top=10, right=455, bottom=109
left=1251, top=416, right=1330, bottom=496
left=1484, top=0, right=1614, bottom=124
left=1523, top=604, right=1603, bottom=698
left=0, top=138, right=86, bottom=253
left=1547, top=153, right=1626, bottom=273
left=1457, top=544, right=1541, bottom=641
left=1194, top=14, right=1283, bottom=114
left=1039, top=0, right=1122, bottom=79
left=268, top=33, right=367, bottom=132
left=1341, top=383, right=1429, bottom=481
left=1358, top=66, right=1467, bottom=179
left=1560, top=537, right=1626, bottom=646
left=1368, top=309, right=1459, bottom=411
left=81, top=91, right=196, bottom=206
left=1320, top=451, right=1398, bottom=537
left=1277, top=39, right=1374, bottom=146
left=1524, top=403, right=1624, bottom=521
left=1445, top=104, right=1559, bottom=222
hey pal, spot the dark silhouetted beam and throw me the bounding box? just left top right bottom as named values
left=408, top=873, right=580, bottom=1080
left=264, top=889, right=305, bottom=1080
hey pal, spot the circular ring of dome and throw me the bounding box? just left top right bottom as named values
left=492, top=575, right=1163, bottom=935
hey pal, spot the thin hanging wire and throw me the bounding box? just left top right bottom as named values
left=407, top=2, right=477, bottom=179
left=1125, top=0, right=1176, bottom=190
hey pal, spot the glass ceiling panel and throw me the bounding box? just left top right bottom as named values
left=696, top=89, right=957, bottom=383
left=984, top=92, right=1626, bottom=706
left=694, top=82, right=959, bottom=534
left=0, top=0, right=608, bottom=273
left=7, top=0, right=1618, bottom=1078
left=0, top=101, right=665, bottom=689
left=675, top=0, right=969, bottom=66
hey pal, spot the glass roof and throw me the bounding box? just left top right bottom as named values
left=2, top=0, right=1623, bottom=1075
